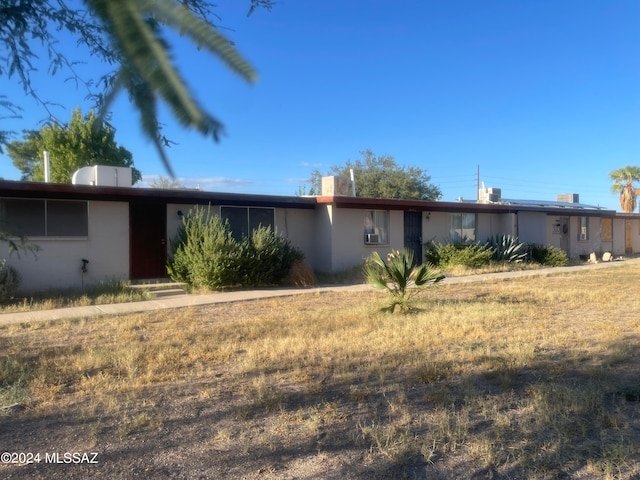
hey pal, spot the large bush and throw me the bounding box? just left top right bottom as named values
left=167, top=207, right=303, bottom=290
left=240, top=225, right=304, bottom=287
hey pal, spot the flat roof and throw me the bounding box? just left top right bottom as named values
left=0, top=180, right=317, bottom=210
left=315, top=195, right=617, bottom=217
left=0, top=180, right=622, bottom=217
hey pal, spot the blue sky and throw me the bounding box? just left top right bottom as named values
left=1, top=0, right=639, bottom=211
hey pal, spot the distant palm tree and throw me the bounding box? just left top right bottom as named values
left=609, top=166, right=640, bottom=212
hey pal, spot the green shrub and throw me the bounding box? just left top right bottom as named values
left=365, top=249, right=444, bottom=313
left=488, top=234, right=528, bottom=263
left=424, top=241, right=494, bottom=269
left=167, top=207, right=241, bottom=289
left=530, top=244, right=568, bottom=267
left=167, top=206, right=303, bottom=290
left=240, top=225, right=304, bottom=287
left=0, top=259, right=20, bottom=302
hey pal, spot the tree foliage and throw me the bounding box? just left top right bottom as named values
left=305, top=149, right=442, bottom=200
left=149, top=176, right=186, bottom=189
left=0, top=0, right=273, bottom=173
left=609, top=165, right=640, bottom=213
left=6, top=108, right=141, bottom=184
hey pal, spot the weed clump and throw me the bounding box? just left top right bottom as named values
left=0, top=259, right=20, bottom=302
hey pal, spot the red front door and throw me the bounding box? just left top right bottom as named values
left=130, top=202, right=167, bottom=279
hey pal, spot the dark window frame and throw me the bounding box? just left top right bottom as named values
left=364, top=210, right=390, bottom=245
left=220, top=206, right=275, bottom=241
left=0, top=198, right=89, bottom=238
left=450, top=213, right=476, bottom=243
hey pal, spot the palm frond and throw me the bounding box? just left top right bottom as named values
left=85, top=0, right=259, bottom=176
left=139, top=0, right=257, bottom=82
left=365, top=249, right=443, bottom=314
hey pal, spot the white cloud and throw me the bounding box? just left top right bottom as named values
left=139, top=174, right=255, bottom=191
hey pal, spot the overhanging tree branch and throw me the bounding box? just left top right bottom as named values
left=0, top=0, right=273, bottom=175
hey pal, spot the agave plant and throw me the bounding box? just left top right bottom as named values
left=364, top=249, right=444, bottom=313
left=488, top=234, right=528, bottom=263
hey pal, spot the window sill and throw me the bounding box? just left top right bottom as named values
left=25, top=236, right=89, bottom=241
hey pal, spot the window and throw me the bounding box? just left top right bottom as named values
left=0, top=198, right=88, bottom=237
left=364, top=210, right=389, bottom=244
left=579, top=216, right=589, bottom=241
left=220, top=206, right=275, bottom=241
left=450, top=213, right=476, bottom=243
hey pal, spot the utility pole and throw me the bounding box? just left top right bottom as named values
left=477, top=164, right=480, bottom=201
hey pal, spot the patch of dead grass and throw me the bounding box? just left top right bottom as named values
left=1, top=266, right=640, bottom=478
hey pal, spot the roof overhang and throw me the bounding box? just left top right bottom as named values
left=315, top=195, right=617, bottom=217
left=0, top=181, right=621, bottom=217
left=0, top=180, right=317, bottom=210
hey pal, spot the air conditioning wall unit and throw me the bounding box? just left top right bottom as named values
left=365, top=233, right=379, bottom=244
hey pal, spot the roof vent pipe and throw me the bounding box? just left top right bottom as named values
left=350, top=169, right=356, bottom=196
left=43, top=151, right=50, bottom=183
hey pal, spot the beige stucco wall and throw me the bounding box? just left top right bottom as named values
left=275, top=208, right=317, bottom=266
left=516, top=212, right=546, bottom=245
left=2, top=201, right=130, bottom=294
left=612, top=217, right=640, bottom=256
left=568, top=216, right=602, bottom=258
left=477, top=213, right=518, bottom=242
left=546, top=216, right=562, bottom=250
left=422, top=212, right=449, bottom=243
left=612, top=218, right=626, bottom=255
left=545, top=215, right=605, bottom=257
left=312, top=206, right=404, bottom=273
left=631, top=218, right=640, bottom=254
left=312, top=205, right=334, bottom=271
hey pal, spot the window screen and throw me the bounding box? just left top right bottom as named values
left=450, top=213, right=476, bottom=243
left=221, top=207, right=249, bottom=241
left=47, top=200, right=89, bottom=236
left=249, top=207, right=275, bottom=232
left=0, top=199, right=46, bottom=236
left=221, top=206, right=275, bottom=241
left=0, top=198, right=88, bottom=237
left=364, top=210, right=389, bottom=244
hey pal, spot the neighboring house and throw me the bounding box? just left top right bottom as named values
left=0, top=172, right=634, bottom=294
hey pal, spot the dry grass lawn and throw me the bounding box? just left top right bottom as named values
left=1, top=264, right=640, bottom=479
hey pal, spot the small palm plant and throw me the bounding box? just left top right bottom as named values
left=364, top=249, right=444, bottom=313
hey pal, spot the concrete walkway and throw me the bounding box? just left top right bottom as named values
left=2, top=257, right=639, bottom=325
